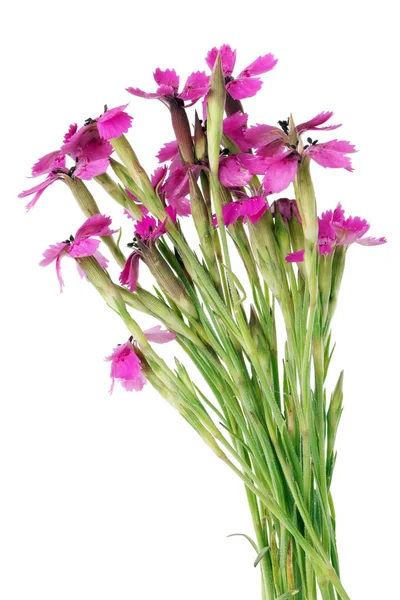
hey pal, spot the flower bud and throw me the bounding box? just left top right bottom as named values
left=63, top=175, right=100, bottom=217
left=139, top=241, right=198, bottom=320
left=194, top=111, right=206, bottom=161
left=294, top=157, right=318, bottom=246
left=328, top=245, right=346, bottom=324
left=247, top=212, right=286, bottom=299
left=207, top=52, right=226, bottom=174
left=327, top=370, right=344, bottom=485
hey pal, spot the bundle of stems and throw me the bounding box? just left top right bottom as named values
left=21, top=48, right=386, bottom=600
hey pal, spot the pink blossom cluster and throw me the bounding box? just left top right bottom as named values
left=20, top=43, right=386, bottom=393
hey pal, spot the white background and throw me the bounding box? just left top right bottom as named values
left=1, top=1, right=399, bottom=598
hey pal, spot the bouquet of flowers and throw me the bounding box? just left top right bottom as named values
left=20, top=44, right=385, bottom=600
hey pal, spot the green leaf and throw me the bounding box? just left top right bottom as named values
left=227, top=533, right=258, bottom=554
left=253, top=545, right=270, bottom=567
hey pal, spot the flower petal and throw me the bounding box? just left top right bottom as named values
left=286, top=249, right=305, bottom=263
left=69, top=238, right=100, bottom=258
left=120, top=252, right=141, bottom=292
left=153, top=68, right=179, bottom=90
left=157, top=140, right=179, bottom=163
left=239, top=53, right=278, bottom=77
left=179, top=71, right=210, bottom=101
left=307, top=140, right=356, bottom=171
left=144, top=325, right=176, bottom=343
left=297, top=111, right=341, bottom=133
left=206, top=45, right=236, bottom=76
left=227, top=77, right=263, bottom=100
left=31, top=151, right=65, bottom=177
left=75, top=214, right=116, bottom=240
left=263, top=154, right=299, bottom=194
left=97, top=104, right=133, bottom=140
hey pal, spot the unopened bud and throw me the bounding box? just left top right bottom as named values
left=194, top=111, right=206, bottom=161
left=168, top=100, right=194, bottom=165
left=139, top=241, right=198, bottom=320
left=294, top=158, right=318, bottom=245
left=207, top=53, right=226, bottom=174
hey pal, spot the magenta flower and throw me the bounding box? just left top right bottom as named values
left=105, top=341, right=146, bottom=393
left=223, top=112, right=250, bottom=151
left=19, top=106, right=133, bottom=209
left=218, top=153, right=264, bottom=188
left=106, top=325, right=176, bottom=394
left=245, top=112, right=356, bottom=194
left=40, top=214, right=115, bottom=291
left=127, top=68, right=209, bottom=105
left=285, top=204, right=386, bottom=262
left=205, top=44, right=277, bottom=101
left=213, top=195, right=268, bottom=227
left=119, top=211, right=175, bottom=292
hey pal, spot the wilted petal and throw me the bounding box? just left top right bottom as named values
left=93, top=250, right=109, bottom=269
left=19, top=174, right=61, bottom=211
left=356, top=236, right=387, bottom=246
left=120, top=251, right=141, bottom=292
left=179, top=71, right=210, bottom=101
left=227, top=77, right=263, bottom=100
left=263, top=154, right=299, bottom=194
left=40, top=242, right=69, bottom=293
left=239, top=53, right=278, bottom=77
left=144, top=325, right=176, bottom=343
left=206, top=44, right=236, bottom=76
left=97, top=104, right=133, bottom=140
left=286, top=249, right=305, bottom=263
left=39, top=242, right=69, bottom=267
left=297, top=111, right=341, bottom=133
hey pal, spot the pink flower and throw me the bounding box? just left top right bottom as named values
left=120, top=211, right=174, bottom=292
left=218, top=153, right=265, bottom=187
left=223, top=112, right=249, bottom=151
left=245, top=112, right=356, bottom=194
left=19, top=152, right=67, bottom=211
left=214, top=195, right=268, bottom=226
left=96, top=104, right=133, bottom=140
left=19, top=106, right=133, bottom=208
left=40, top=214, right=115, bottom=291
left=285, top=204, right=386, bottom=262
left=105, top=341, right=146, bottom=393
left=205, top=44, right=277, bottom=100
left=106, top=326, right=176, bottom=393
left=127, top=68, right=209, bottom=105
